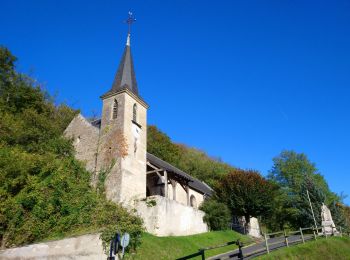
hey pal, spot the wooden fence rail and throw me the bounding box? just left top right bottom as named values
left=176, top=240, right=244, bottom=260
left=176, top=226, right=347, bottom=259
left=264, top=226, right=344, bottom=254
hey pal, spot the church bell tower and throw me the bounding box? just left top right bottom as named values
left=98, top=14, right=148, bottom=205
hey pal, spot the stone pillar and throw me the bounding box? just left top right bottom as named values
left=164, top=170, right=168, bottom=198
left=185, top=185, right=190, bottom=206
left=171, top=180, right=177, bottom=201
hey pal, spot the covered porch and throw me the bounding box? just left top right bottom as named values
left=145, top=153, right=212, bottom=208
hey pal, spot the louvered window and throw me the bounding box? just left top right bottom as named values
left=112, top=99, right=118, bottom=119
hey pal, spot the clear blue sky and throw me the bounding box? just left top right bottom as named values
left=1, top=1, right=349, bottom=205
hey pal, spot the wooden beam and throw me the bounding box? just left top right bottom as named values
left=147, top=161, right=159, bottom=170
left=147, top=168, right=163, bottom=174
left=179, top=182, right=187, bottom=192
left=156, top=172, right=162, bottom=179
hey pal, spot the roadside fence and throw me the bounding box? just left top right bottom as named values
left=176, top=240, right=244, bottom=260
left=263, top=226, right=344, bottom=254
left=176, top=225, right=347, bottom=259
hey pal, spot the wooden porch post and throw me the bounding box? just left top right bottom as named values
left=164, top=170, right=168, bottom=198
left=170, top=180, right=177, bottom=201
left=185, top=185, right=190, bottom=206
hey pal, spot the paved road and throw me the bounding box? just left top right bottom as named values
left=208, top=234, right=314, bottom=260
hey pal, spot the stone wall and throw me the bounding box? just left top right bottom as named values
left=99, top=91, right=147, bottom=205
left=136, top=195, right=208, bottom=236
left=64, top=114, right=99, bottom=174
left=146, top=175, right=205, bottom=209
left=0, top=234, right=107, bottom=260
left=167, top=183, right=204, bottom=208
left=118, top=92, right=147, bottom=205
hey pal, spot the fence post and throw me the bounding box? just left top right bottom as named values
left=238, top=241, right=244, bottom=260
left=313, top=227, right=317, bottom=241
left=199, top=249, right=205, bottom=260
left=264, top=233, right=270, bottom=254
left=284, top=230, right=289, bottom=247
left=300, top=227, right=305, bottom=243
left=340, top=226, right=343, bottom=237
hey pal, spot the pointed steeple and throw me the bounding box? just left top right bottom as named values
left=103, top=33, right=138, bottom=97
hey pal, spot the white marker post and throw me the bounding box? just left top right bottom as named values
left=120, top=233, right=130, bottom=258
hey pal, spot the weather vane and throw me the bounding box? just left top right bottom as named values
left=125, top=11, right=136, bottom=34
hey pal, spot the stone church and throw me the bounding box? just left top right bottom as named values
left=64, top=32, right=212, bottom=236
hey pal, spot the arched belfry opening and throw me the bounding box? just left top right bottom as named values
left=112, top=99, right=118, bottom=119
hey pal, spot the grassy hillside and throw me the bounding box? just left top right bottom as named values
left=147, top=125, right=235, bottom=187
left=257, top=237, right=350, bottom=260
left=0, top=47, right=143, bottom=249
left=126, top=230, right=252, bottom=260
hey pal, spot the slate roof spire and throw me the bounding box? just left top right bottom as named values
left=107, top=32, right=138, bottom=96
left=103, top=12, right=139, bottom=97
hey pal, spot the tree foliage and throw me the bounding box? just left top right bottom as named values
left=268, top=150, right=337, bottom=203
left=0, top=47, right=143, bottom=249
left=329, top=202, right=347, bottom=228
left=217, top=169, right=278, bottom=225
left=199, top=199, right=231, bottom=231
left=266, top=150, right=345, bottom=231
left=147, top=125, right=182, bottom=167
left=297, top=177, right=325, bottom=228
left=342, top=205, right=350, bottom=231
left=261, top=188, right=300, bottom=231
left=147, top=125, right=233, bottom=187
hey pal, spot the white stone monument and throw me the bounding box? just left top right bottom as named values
left=321, top=203, right=337, bottom=235
left=248, top=217, right=262, bottom=238
left=238, top=216, right=262, bottom=238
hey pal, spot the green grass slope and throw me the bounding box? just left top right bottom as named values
left=126, top=231, right=252, bottom=260
left=257, top=237, right=350, bottom=260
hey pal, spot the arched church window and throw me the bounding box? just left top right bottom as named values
left=112, top=99, right=118, bottom=119
left=190, top=195, right=197, bottom=208
left=133, top=103, right=137, bottom=122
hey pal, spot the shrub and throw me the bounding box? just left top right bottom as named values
left=200, top=199, right=231, bottom=231
left=0, top=47, right=144, bottom=249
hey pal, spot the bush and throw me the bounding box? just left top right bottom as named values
left=0, top=145, right=144, bottom=249
left=200, top=199, right=231, bottom=231
left=0, top=47, right=144, bottom=249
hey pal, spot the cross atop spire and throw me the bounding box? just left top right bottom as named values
left=125, top=11, right=136, bottom=35
left=101, top=12, right=139, bottom=98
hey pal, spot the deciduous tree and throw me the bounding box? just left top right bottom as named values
left=266, top=150, right=343, bottom=230
left=217, top=169, right=278, bottom=227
